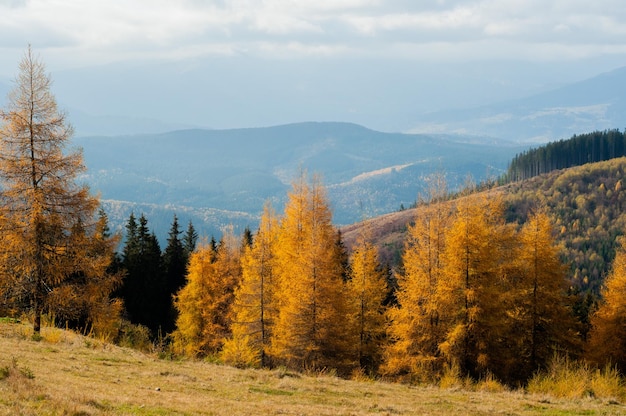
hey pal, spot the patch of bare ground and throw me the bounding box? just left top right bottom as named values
left=0, top=322, right=624, bottom=415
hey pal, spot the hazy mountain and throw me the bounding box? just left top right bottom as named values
left=74, top=122, right=523, bottom=241
left=409, top=66, right=626, bottom=142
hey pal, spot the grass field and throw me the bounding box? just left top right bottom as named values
left=1, top=321, right=625, bottom=415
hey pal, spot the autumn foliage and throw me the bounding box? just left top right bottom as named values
left=587, top=236, right=626, bottom=371
left=166, top=171, right=586, bottom=385
left=0, top=47, right=120, bottom=337
left=3, top=49, right=626, bottom=390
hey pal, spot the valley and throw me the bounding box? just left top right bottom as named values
left=75, top=122, right=522, bottom=242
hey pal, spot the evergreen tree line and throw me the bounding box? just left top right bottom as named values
left=503, top=129, right=626, bottom=182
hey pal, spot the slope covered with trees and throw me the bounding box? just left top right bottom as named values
left=345, top=157, right=626, bottom=299
left=503, top=157, right=626, bottom=296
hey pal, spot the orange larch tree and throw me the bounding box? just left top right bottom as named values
left=513, top=210, right=578, bottom=381
left=346, top=226, right=388, bottom=373
left=271, top=173, right=350, bottom=372
left=222, top=203, right=279, bottom=368
left=173, top=229, right=241, bottom=357
left=438, top=191, right=516, bottom=380
left=0, top=47, right=117, bottom=335
left=587, top=236, right=626, bottom=371
left=382, top=193, right=453, bottom=381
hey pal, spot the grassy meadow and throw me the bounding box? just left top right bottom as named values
left=1, top=321, right=625, bottom=415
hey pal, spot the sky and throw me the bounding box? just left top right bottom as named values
left=1, top=0, right=626, bottom=134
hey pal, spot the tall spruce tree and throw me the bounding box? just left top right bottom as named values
left=162, top=215, right=188, bottom=334
left=120, top=213, right=164, bottom=335
left=183, top=220, right=198, bottom=257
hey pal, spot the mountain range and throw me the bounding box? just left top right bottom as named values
left=409, top=66, right=626, bottom=142
left=74, top=123, right=522, bottom=242
left=4, top=64, right=626, bottom=242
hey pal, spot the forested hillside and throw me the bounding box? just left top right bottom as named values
left=345, top=157, right=626, bottom=295
left=504, top=157, right=626, bottom=293
left=344, top=158, right=626, bottom=335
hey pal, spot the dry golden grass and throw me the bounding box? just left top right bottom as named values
left=1, top=322, right=625, bottom=415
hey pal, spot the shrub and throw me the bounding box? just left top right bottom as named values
left=476, top=372, right=508, bottom=393
left=114, top=320, right=153, bottom=352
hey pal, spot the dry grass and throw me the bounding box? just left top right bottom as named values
left=1, top=322, right=625, bottom=415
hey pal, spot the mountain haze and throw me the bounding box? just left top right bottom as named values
left=74, top=122, right=522, bottom=240
left=410, top=66, right=626, bottom=142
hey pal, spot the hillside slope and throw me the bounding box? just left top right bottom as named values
left=0, top=322, right=620, bottom=415
left=343, top=157, right=626, bottom=294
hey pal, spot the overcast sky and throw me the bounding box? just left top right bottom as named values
left=2, top=0, right=626, bottom=69
left=1, top=0, right=626, bottom=133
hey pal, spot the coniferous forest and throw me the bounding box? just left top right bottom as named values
left=503, top=129, right=626, bottom=182
left=4, top=48, right=626, bottom=392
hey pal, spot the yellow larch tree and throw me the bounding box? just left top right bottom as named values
left=0, top=47, right=117, bottom=335
left=382, top=176, right=453, bottom=382
left=512, top=210, right=578, bottom=381
left=271, top=173, right=350, bottom=371
left=587, top=236, right=626, bottom=372
left=173, top=228, right=241, bottom=357
left=222, top=203, right=279, bottom=368
left=438, top=191, right=516, bottom=380
left=346, top=226, right=388, bottom=373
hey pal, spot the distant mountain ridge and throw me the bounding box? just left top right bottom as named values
left=74, top=122, right=523, bottom=241
left=409, top=66, right=626, bottom=142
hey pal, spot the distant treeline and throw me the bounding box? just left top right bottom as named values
left=503, top=129, right=626, bottom=182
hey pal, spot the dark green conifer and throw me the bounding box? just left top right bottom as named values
left=183, top=220, right=198, bottom=257
left=120, top=213, right=165, bottom=336
left=162, top=215, right=188, bottom=333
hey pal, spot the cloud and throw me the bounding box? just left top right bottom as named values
left=0, top=0, right=625, bottom=71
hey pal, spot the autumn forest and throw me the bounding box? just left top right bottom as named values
left=3, top=48, right=626, bottom=392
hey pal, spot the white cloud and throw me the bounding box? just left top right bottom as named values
left=1, top=0, right=626, bottom=71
